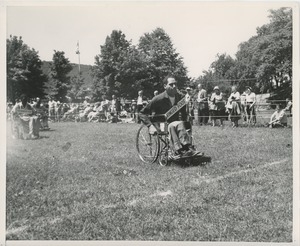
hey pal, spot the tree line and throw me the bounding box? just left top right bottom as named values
left=6, top=8, right=292, bottom=103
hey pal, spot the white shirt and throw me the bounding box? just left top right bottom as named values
left=228, top=91, right=240, bottom=102
left=137, top=96, right=143, bottom=105
left=246, top=92, right=256, bottom=103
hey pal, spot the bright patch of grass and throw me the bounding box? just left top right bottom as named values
left=6, top=121, right=293, bottom=241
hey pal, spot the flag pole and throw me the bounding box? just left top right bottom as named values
left=76, top=41, right=81, bottom=74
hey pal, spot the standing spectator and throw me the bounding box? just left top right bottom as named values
left=110, top=95, right=121, bottom=116
left=185, top=87, right=195, bottom=125
left=7, top=102, right=13, bottom=120
left=110, top=95, right=117, bottom=114
left=55, top=101, right=63, bottom=122
left=285, top=98, right=292, bottom=116
left=115, top=96, right=121, bottom=116
left=197, top=83, right=209, bottom=125
left=136, top=90, right=144, bottom=123
left=131, top=100, right=137, bottom=119
left=209, top=86, right=225, bottom=127
left=226, top=86, right=241, bottom=128
left=48, top=97, right=56, bottom=122
left=240, top=91, right=247, bottom=123
left=245, top=87, right=256, bottom=124
left=267, top=104, right=288, bottom=128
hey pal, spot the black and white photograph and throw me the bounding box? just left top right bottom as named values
left=1, top=1, right=299, bottom=245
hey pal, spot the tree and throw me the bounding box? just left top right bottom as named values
left=235, top=7, right=292, bottom=95
left=7, top=35, right=46, bottom=102
left=91, top=30, right=134, bottom=100
left=138, top=27, right=190, bottom=96
left=194, top=53, right=237, bottom=96
left=67, top=73, right=85, bottom=100
left=44, top=50, right=72, bottom=101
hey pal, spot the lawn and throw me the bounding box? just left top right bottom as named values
left=6, top=120, right=293, bottom=241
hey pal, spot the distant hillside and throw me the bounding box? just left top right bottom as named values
left=41, top=61, right=94, bottom=88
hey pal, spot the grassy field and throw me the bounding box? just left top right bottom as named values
left=6, top=120, right=293, bottom=241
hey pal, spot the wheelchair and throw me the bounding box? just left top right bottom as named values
left=136, top=115, right=210, bottom=166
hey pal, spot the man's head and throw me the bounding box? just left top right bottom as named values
left=112, top=95, right=116, bottom=99
left=163, top=75, right=177, bottom=97
left=138, top=90, right=143, bottom=96
left=213, top=86, right=220, bottom=95
left=198, top=84, right=203, bottom=90
left=246, top=86, right=252, bottom=94
left=186, top=87, right=192, bottom=95
left=20, top=94, right=28, bottom=106
left=276, top=104, right=283, bottom=112
left=154, top=90, right=159, bottom=96
left=231, top=86, right=237, bottom=92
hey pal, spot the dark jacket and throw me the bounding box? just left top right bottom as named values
left=139, top=91, right=187, bottom=126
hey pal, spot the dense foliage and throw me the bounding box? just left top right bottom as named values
left=194, top=8, right=292, bottom=99
left=7, top=36, right=46, bottom=103
left=91, top=28, right=189, bottom=100
left=44, top=51, right=73, bottom=101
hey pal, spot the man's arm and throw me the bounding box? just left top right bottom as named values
left=139, top=102, right=153, bottom=127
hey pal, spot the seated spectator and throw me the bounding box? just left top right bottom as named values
left=83, top=96, right=91, bottom=108
left=87, top=102, right=102, bottom=122
left=78, top=104, right=93, bottom=122
left=62, top=103, right=79, bottom=121
left=11, top=94, right=41, bottom=139
left=267, top=104, right=288, bottom=128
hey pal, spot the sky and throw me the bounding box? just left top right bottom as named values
left=5, top=1, right=293, bottom=78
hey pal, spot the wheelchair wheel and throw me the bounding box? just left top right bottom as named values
left=158, top=146, right=169, bottom=166
left=157, top=134, right=170, bottom=166
left=136, top=124, right=160, bottom=164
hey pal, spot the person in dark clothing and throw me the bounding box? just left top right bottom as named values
left=139, top=75, right=203, bottom=158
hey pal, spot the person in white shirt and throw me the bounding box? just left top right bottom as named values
left=209, top=86, right=225, bottom=127
left=136, top=90, right=144, bottom=123
left=267, top=104, right=287, bottom=128
left=197, top=83, right=209, bottom=125
left=245, top=87, right=256, bottom=124
left=185, top=87, right=194, bottom=125
left=48, top=97, right=56, bottom=122
left=226, top=86, right=241, bottom=128
left=11, top=94, right=41, bottom=139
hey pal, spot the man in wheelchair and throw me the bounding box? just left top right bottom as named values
left=139, top=75, right=203, bottom=159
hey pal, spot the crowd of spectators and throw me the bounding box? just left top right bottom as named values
left=7, top=85, right=292, bottom=140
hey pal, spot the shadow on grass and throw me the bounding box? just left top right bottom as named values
left=172, top=155, right=212, bottom=168
left=38, top=136, right=50, bottom=139
left=40, top=129, right=55, bottom=132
